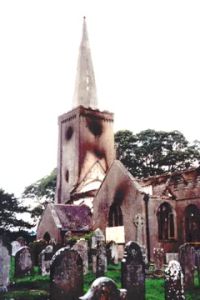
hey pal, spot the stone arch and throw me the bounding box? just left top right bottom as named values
left=157, top=202, right=175, bottom=240
left=185, top=204, right=200, bottom=242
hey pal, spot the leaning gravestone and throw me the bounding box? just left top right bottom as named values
left=179, top=243, right=195, bottom=289
left=39, top=245, right=54, bottom=275
left=50, top=247, right=83, bottom=300
left=15, top=246, right=33, bottom=277
left=79, top=277, right=127, bottom=300
left=73, top=239, right=88, bottom=275
left=0, top=238, right=10, bottom=292
left=121, top=241, right=145, bottom=300
left=165, top=260, right=185, bottom=300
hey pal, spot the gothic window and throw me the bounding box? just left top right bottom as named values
left=108, top=203, right=123, bottom=227
left=185, top=204, right=200, bottom=242
left=157, top=202, right=175, bottom=240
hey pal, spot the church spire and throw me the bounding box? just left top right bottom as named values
left=73, top=17, right=98, bottom=109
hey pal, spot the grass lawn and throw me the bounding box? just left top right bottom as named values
left=2, top=261, right=200, bottom=299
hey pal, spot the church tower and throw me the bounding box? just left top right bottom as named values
left=56, top=18, right=115, bottom=206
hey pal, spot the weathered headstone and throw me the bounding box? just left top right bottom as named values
left=121, top=241, right=145, bottom=300
left=165, top=260, right=185, bottom=300
left=153, top=247, right=165, bottom=277
left=96, top=241, right=107, bottom=278
left=11, top=241, right=22, bottom=256
left=179, top=243, right=195, bottom=289
left=133, top=214, right=145, bottom=246
left=106, top=241, right=118, bottom=265
left=0, top=238, right=10, bottom=292
left=15, top=246, right=33, bottom=277
left=91, top=229, right=105, bottom=274
left=39, top=245, right=54, bottom=275
left=79, top=277, right=127, bottom=300
left=73, top=239, right=88, bottom=274
left=50, top=247, right=83, bottom=300
left=166, top=252, right=179, bottom=264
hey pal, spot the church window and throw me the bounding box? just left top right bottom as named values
left=185, top=204, right=200, bottom=242
left=66, top=126, right=73, bottom=140
left=157, top=202, right=175, bottom=240
left=43, top=232, right=51, bottom=243
left=108, top=203, right=123, bottom=227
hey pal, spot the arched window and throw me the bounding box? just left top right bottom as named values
left=157, top=202, right=175, bottom=240
left=43, top=232, right=51, bottom=243
left=185, top=205, right=200, bottom=242
left=108, top=203, right=123, bottom=227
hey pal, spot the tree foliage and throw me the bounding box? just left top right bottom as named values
left=0, top=189, right=33, bottom=231
left=115, top=129, right=200, bottom=178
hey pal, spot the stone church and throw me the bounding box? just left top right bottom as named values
left=37, top=18, right=200, bottom=261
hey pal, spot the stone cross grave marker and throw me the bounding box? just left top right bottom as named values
left=73, top=238, right=88, bottom=275
left=179, top=243, right=195, bottom=289
left=15, top=246, right=33, bottom=277
left=164, top=260, right=185, bottom=300
left=133, top=214, right=145, bottom=246
left=79, top=277, right=127, bottom=300
left=121, top=241, right=145, bottom=300
left=39, top=245, right=54, bottom=275
left=0, top=238, right=10, bottom=292
left=50, top=247, right=83, bottom=300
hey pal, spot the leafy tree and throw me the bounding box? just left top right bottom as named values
left=23, top=169, right=57, bottom=219
left=115, top=129, right=200, bottom=178
left=0, top=189, right=33, bottom=232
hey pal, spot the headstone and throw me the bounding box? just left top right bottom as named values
left=106, top=241, right=118, bottom=265
left=179, top=243, right=195, bottom=289
left=73, top=239, right=88, bottom=274
left=15, top=246, right=33, bottom=277
left=153, top=247, right=165, bottom=277
left=166, top=253, right=179, bottom=264
left=50, top=247, right=83, bottom=300
left=0, top=238, right=10, bottom=292
left=121, top=241, right=145, bottom=300
left=96, top=241, right=107, bottom=278
left=79, top=277, right=127, bottom=300
left=11, top=241, right=22, bottom=256
left=39, top=245, right=54, bottom=275
left=164, top=260, right=185, bottom=300
left=91, top=229, right=105, bottom=274
left=133, top=214, right=145, bottom=246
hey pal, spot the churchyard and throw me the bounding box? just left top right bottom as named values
left=0, top=230, right=200, bottom=300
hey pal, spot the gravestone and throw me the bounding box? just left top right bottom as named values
left=166, top=252, right=179, bottom=264
left=153, top=247, right=165, bottom=277
left=50, top=247, right=83, bottom=300
left=15, top=246, right=33, bottom=277
left=79, top=277, right=127, bottom=300
left=39, top=245, right=54, bottom=275
left=73, top=239, right=88, bottom=274
left=165, top=260, right=185, bottom=300
left=91, top=229, right=105, bottom=274
left=133, top=214, right=145, bottom=246
left=179, top=243, right=195, bottom=289
left=106, top=241, right=118, bottom=265
left=96, top=241, right=107, bottom=278
left=11, top=241, right=22, bottom=256
left=0, top=238, right=10, bottom=292
left=121, top=241, right=145, bottom=300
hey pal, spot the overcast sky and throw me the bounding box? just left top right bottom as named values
left=0, top=1, right=200, bottom=196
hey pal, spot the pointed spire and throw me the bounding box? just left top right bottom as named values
left=73, top=17, right=98, bottom=109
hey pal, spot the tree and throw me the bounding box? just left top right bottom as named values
left=22, top=169, right=57, bottom=219
left=115, top=129, right=200, bottom=178
left=0, top=189, right=33, bottom=232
